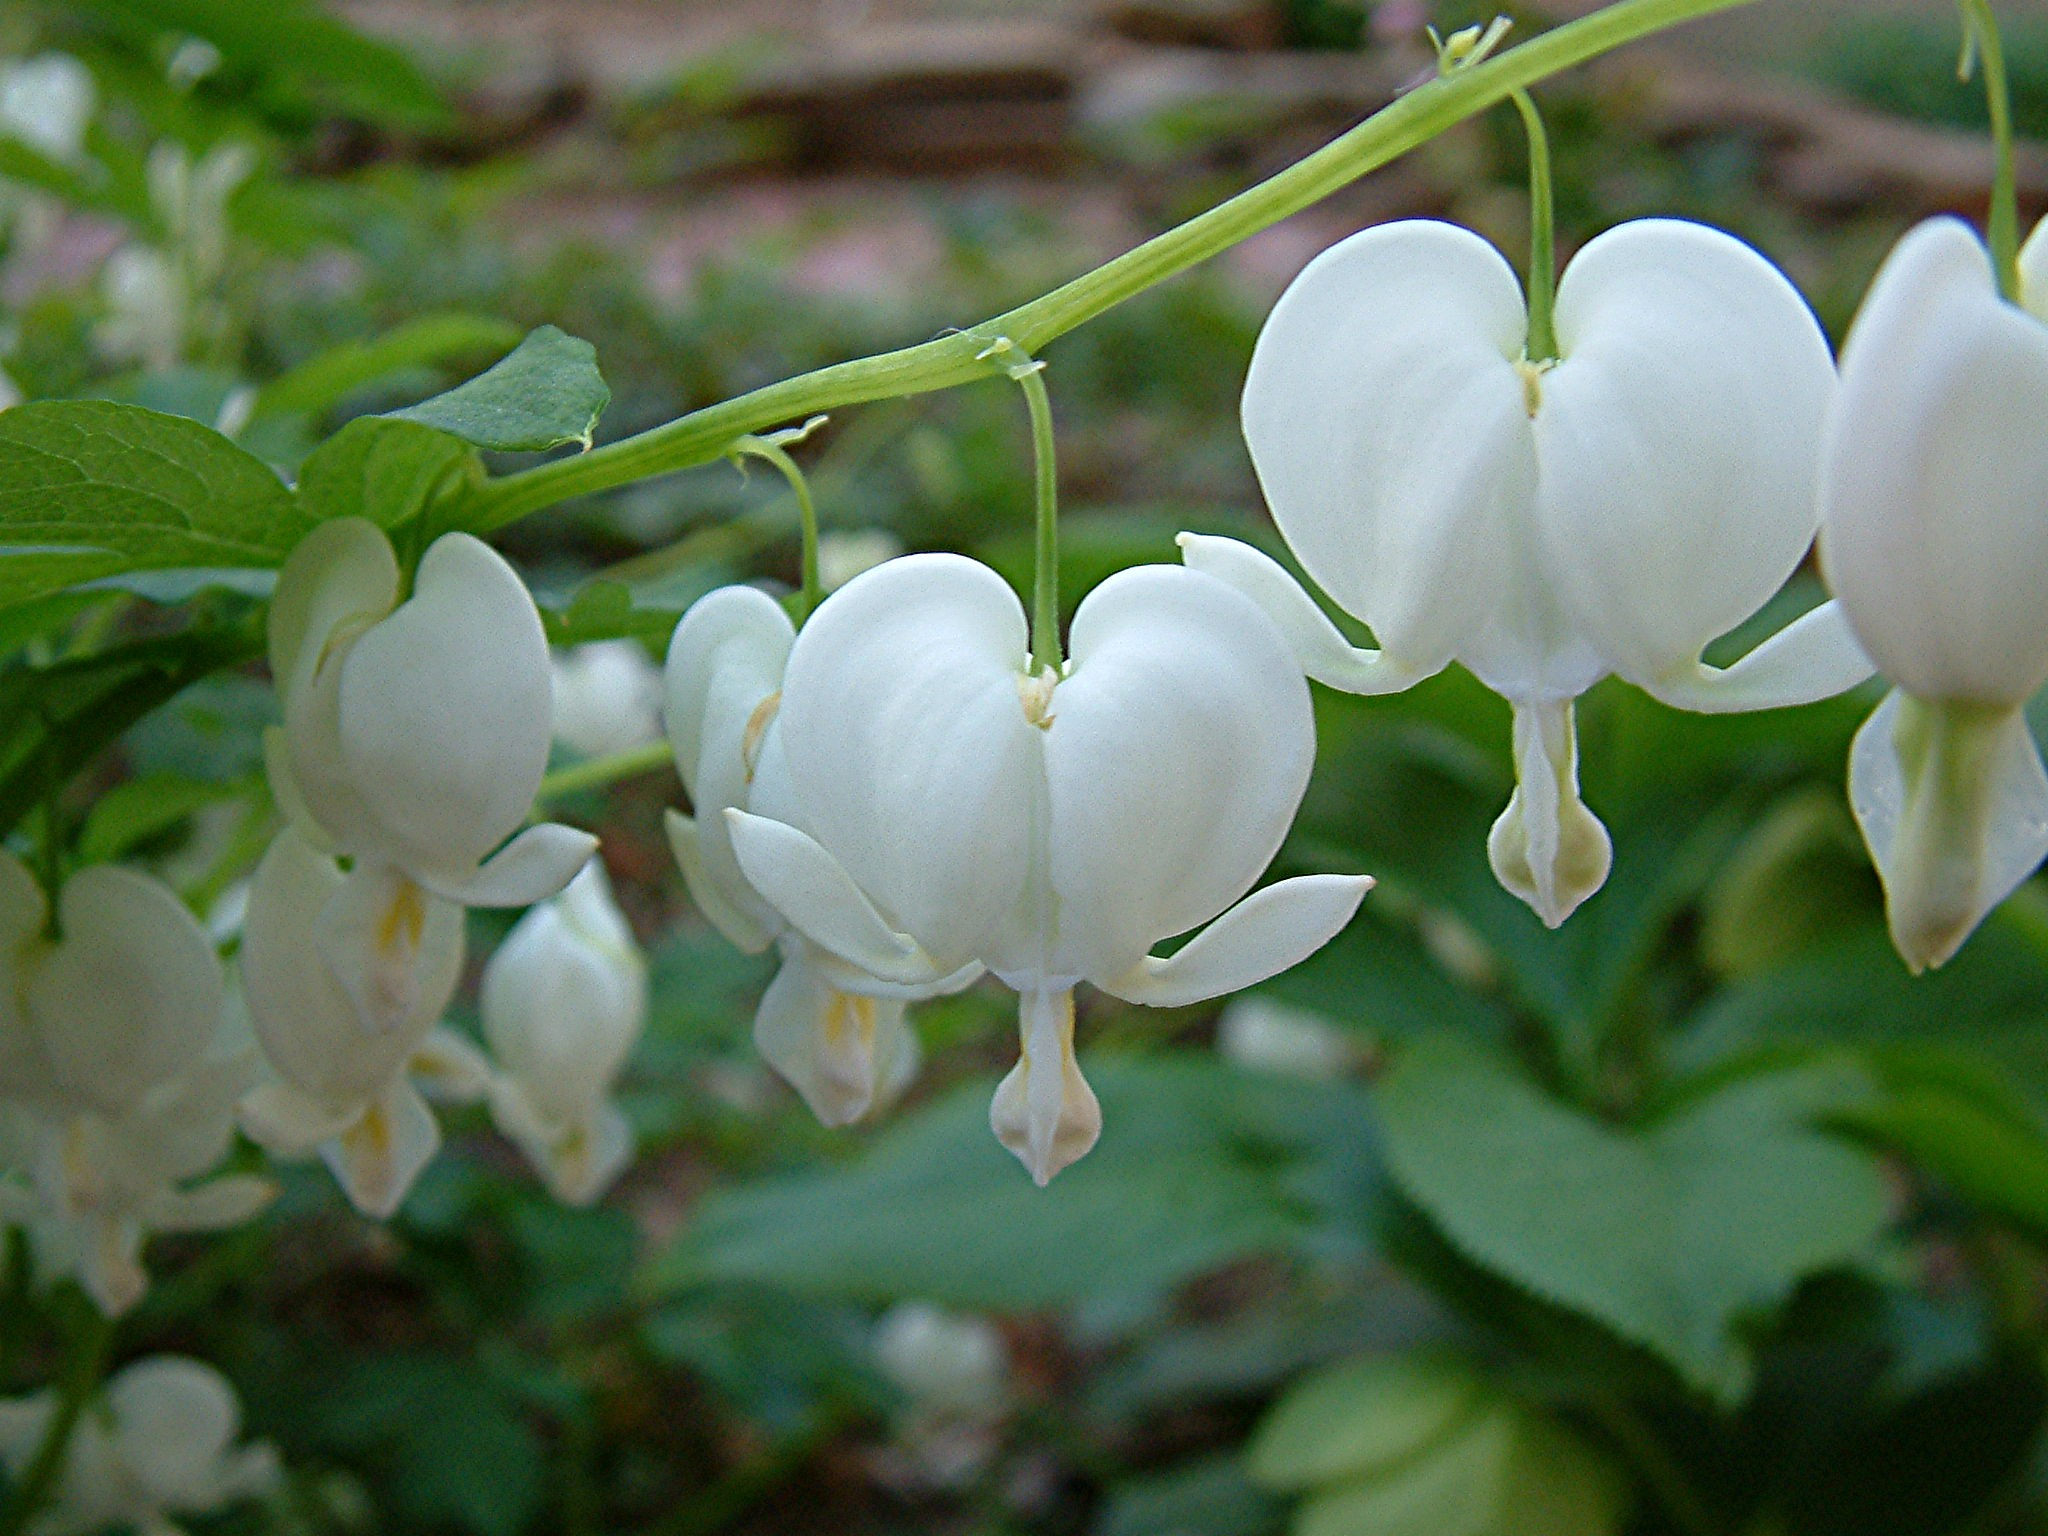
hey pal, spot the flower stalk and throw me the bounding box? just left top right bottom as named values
left=453, top=0, right=1770, bottom=534
left=1960, top=0, right=2021, bottom=302
left=0, top=1298, right=112, bottom=1536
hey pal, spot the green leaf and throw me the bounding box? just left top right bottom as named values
left=305, top=1352, right=542, bottom=1536
left=385, top=326, right=609, bottom=454
left=66, top=0, right=447, bottom=128
left=1836, top=1048, right=2048, bottom=1235
left=253, top=313, right=525, bottom=422
left=296, top=417, right=476, bottom=529
left=1099, top=1455, right=1282, bottom=1536
left=0, top=401, right=312, bottom=607
left=1375, top=1039, right=1890, bottom=1401
left=1249, top=1352, right=1484, bottom=1493
left=1295, top=1402, right=1623, bottom=1536
left=541, top=580, right=684, bottom=646
left=0, top=621, right=266, bottom=840
left=646, top=1059, right=1380, bottom=1311
left=77, top=772, right=245, bottom=863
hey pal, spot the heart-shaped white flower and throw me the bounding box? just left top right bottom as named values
left=725, top=554, right=1371, bottom=1182
left=1199, top=217, right=1870, bottom=926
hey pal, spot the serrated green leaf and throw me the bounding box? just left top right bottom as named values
left=296, top=416, right=476, bottom=529
left=386, top=326, right=609, bottom=454
left=0, top=401, right=312, bottom=607
left=1375, top=1040, right=1889, bottom=1401
left=1249, top=1352, right=1483, bottom=1493
left=647, top=1059, right=1379, bottom=1311
left=1296, top=1403, right=1623, bottom=1536
left=254, top=313, right=525, bottom=422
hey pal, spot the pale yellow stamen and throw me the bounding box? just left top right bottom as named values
left=741, top=692, right=781, bottom=783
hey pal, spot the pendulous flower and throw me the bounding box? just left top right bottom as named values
left=481, top=859, right=645, bottom=1204
left=237, top=828, right=486, bottom=1218
left=1818, top=215, right=2048, bottom=970
left=1193, top=217, right=1870, bottom=925
left=264, top=518, right=596, bottom=1033
left=724, top=554, right=1372, bottom=1183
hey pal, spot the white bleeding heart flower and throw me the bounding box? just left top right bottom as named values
left=1818, top=216, right=2048, bottom=971
left=266, top=518, right=596, bottom=1033
left=724, top=555, right=1373, bottom=1183
left=0, top=1356, right=279, bottom=1535
left=550, top=640, right=664, bottom=759
left=0, top=853, right=269, bottom=1314
left=238, top=828, right=488, bottom=1219
left=481, top=860, right=645, bottom=1205
left=662, top=584, right=950, bottom=1129
left=1199, top=217, right=1870, bottom=926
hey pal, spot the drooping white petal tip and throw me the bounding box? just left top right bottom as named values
left=1849, top=691, right=2048, bottom=973
left=990, top=989, right=1101, bottom=1186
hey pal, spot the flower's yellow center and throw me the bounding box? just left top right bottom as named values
left=1516, top=354, right=1555, bottom=418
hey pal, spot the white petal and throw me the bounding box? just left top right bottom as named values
left=751, top=947, right=911, bottom=1127
left=1639, top=599, right=1875, bottom=714
left=267, top=517, right=399, bottom=713
left=667, top=810, right=780, bottom=953
left=422, top=823, right=599, bottom=908
left=2020, top=214, right=2048, bottom=324
left=1174, top=534, right=1437, bottom=694
left=662, top=585, right=796, bottom=947
left=148, top=1174, right=276, bottom=1234
left=1043, top=565, right=1315, bottom=982
left=1487, top=697, right=1612, bottom=926
left=1538, top=219, right=1838, bottom=681
left=541, top=1102, right=633, bottom=1206
left=77, top=1215, right=147, bottom=1316
left=1099, top=873, right=1373, bottom=1007
left=262, top=725, right=339, bottom=853
left=239, top=1081, right=357, bottom=1154
left=724, top=810, right=951, bottom=987
left=315, top=862, right=448, bottom=1035
left=241, top=829, right=462, bottom=1108
left=989, top=987, right=1100, bottom=1185
left=1821, top=218, right=2048, bottom=705
left=480, top=895, right=644, bottom=1122
left=29, top=865, right=223, bottom=1115
left=338, top=533, right=556, bottom=884
left=108, top=1358, right=255, bottom=1506
left=410, top=1027, right=495, bottom=1103
left=323, top=1076, right=439, bottom=1219
left=1241, top=219, right=1532, bottom=673
left=774, top=555, right=1039, bottom=969
left=1850, top=691, right=2048, bottom=972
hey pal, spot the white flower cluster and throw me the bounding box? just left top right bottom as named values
left=239, top=519, right=643, bottom=1217
left=3, top=520, right=651, bottom=1327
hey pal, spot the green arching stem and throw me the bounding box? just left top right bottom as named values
left=732, top=435, right=823, bottom=621
left=1512, top=87, right=1561, bottom=363
left=1961, top=0, right=2022, bottom=302
left=453, top=0, right=1769, bottom=534
left=536, top=741, right=675, bottom=806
